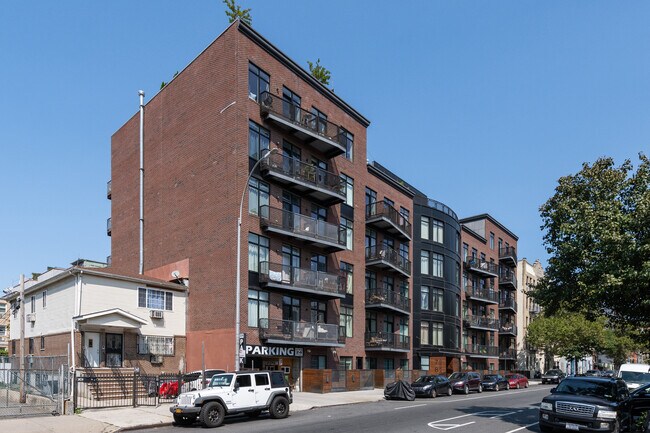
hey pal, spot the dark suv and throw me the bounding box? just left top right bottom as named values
left=539, top=377, right=650, bottom=433
left=449, top=372, right=482, bottom=394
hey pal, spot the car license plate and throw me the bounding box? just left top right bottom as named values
left=175, top=408, right=182, bottom=414
left=565, top=423, right=580, bottom=431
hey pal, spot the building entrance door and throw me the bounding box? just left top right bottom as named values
left=84, top=332, right=100, bottom=367
left=105, top=333, right=123, bottom=367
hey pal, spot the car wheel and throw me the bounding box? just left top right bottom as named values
left=247, top=410, right=262, bottom=418
left=431, top=388, right=437, bottom=398
left=269, top=396, right=290, bottom=419
left=516, top=383, right=520, bottom=389
left=525, top=382, right=529, bottom=388
left=173, top=414, right=196, bottom=426
left=200, top=402, right=225, bottom=428
left=447, top=386, right=453, bottom=396
left=464, top=385, right=469, bottom=395
left=478, top=384, right=483, bottom=393
left=612, top=418, right=620, bottom=433
left=506, top=383, right=510, bottom=390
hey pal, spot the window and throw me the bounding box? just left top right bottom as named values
left=432, top=253, right=444, bottom=278
left=40, top=336, right=45, bottom=351
left=29, top=338, right=34, bottom=354
left=399, top=243, right=409, bottom=261
left=366, top=311, right=377, bottom=333
left=432, top=322, right=444, bottom=345
left=311, top=204, right=327, bottom=221
left=365, top=188, right=377, bottom=215
left=421, top=286, right=430, bottom=310
left=340, top=306, right=353, bottom=338
left=310, top=301, right=327, bottom=323
left=365, top=270, right=377, bottom=290
left=282, top=87, right=301, bottom=122
left=255, top=373, right=270, bottom=386
left=236, top=375, right=252, bottom=388
left=0, top=326, right=5, bottom=336
left=432, top=220, right=444, bottom=243
left=248, top=121, right=270, bottom=159
left=0, top=303, right=4, bottom=314
left=248, top=289, right=269, bottom=328
left=341, top=217, right=353, bottom=250
left=138, top=288, right=173, bottom=311
left=421, top=322, right=429, bottom=345
left=432, top=288, right=444, bottom=312
left=31, top=296, right=35, bottom=313
left=400, top=207, right=409, bottom=222
left=138, top=335, right=175, bottom=355
left=384, top=358, right=394, bottom=370
left=421, top=217, right=429, bottom=240
left=248, top=62, right=269, bottom=101
left=341, top=128, right=353, bottom=160
left=340, top=356, right=353, bottom=370
left=42, top=291, right=47, bottom=309
left=421, top=251, right=430, bottom=275
left=248, top=233, right=269, bottom=272
left=463, top=243, right=469, bottom=261
left=248, top=178, right=269, bottom=216
left=340, top=173, right=354, bottom=206
left=489, top=232, right=495, bottom=250
left=282, top=296, right=300, bottom=321
left=340, top=262, right=353, bottom=294
left=384, top=197, right=394, bottom=208
left=421, top=356, right=430, bottom=371
left=311, top=355, right=326, bottom=369
left=311, top=107, right=328, bottom=134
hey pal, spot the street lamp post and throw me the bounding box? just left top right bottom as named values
left=235, top=147, right=278, bottom=371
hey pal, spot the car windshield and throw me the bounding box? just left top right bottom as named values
left=209, top=374, right=233, bottom=387
left=554, top=379, right=616, bottom=401
left=449, top=373, right=467, bottom=380
left=414, top=375, right=435, bottom=384
left=484, top=375, right=498, bottom=381
left=621, top=371, right=650, bottom=383
left=545, top=370, right=562, bottom=375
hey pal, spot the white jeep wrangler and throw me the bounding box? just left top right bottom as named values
left=170, top=370, right=292, bottom=428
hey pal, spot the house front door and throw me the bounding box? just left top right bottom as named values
left=84, top=332, right=100, bottom=368
left=105, top=333, right=123, bottom=367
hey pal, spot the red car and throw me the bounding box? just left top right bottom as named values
left=505, top=373, right=529, bottom=389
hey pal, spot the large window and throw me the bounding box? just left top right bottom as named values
left=340, top=306, right=353, bottom=338
left=340, top=262, right=353, bottom=294
left=42, top=291, right=47, bottom=309
left=138, top=288, right=173, bottom=311
left=310, top=300, right=327, bottom=323
left=489, top=232, right=495, bottom=250
left=341, top=217, right=353, bottom=250
left=248, top=62, right=269, bottom=102
left=137, top=335, right=175, bottom=355
left=432, top=322, right=444, bottom=345
left=248, top=289, right=269, bottom=328
left=248, top=178, right=269, bottom=216
left=421, top=322, right=429, bottom=345
left=421, top=250, right=430, bottom=275
left=282, top=87, right=302, bottom=122
left=420, top=217, right=429, bottom=240
left=248, top=121, right=270, bottom=159
left=432, top=253, right=444, bottom=278
left=248, top=233, right=270, bottom=272
left=341, top=128, right=353, bottom=161
left=340, top=173, right=354, bottom=206
left=421, top=286, right=430, bottom=310
left=311, top=355, right=326, bottom=369
left=431, top=287, right=443, bottom=312
left=432, top=219, right=444, bottom=243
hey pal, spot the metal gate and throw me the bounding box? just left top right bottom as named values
left=74, top=370, right=158, bottom=410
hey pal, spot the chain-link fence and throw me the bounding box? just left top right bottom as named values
left=0, top=356, right=70, bottom=417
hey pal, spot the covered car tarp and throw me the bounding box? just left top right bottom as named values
left=384, top=380, right=416, bottom=401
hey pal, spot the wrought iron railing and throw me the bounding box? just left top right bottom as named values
left=365, top=245, right=411, bottom=275
left=464, top=344, right=499, bottom=357
left=499, top=246, right=517, bottom=264
left=499, top=268, right=517, bottom=288
left=365, top=287, right=410, bottom=312
left=260, top=153, right=344, bottom=196
left=499, top=297, right=517, bottom=312
left=259, top=262, right=345, bottom=296
left=365, top=202, right=412, bottom=238
left=465, top=257, right=499, bottom=275
left=365, top=332, right=410, bottom=350
left=464, top=285, right=499, bottom=303
left=259, top=205, right=346, bottom=247
left=499, top=323, right=518, bottom=335
left=463, top=315, right=500, bottom=330
left=258, top=318, right=341, bottom=345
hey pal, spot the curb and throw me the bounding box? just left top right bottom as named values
left=118, top=422, right=173, bottom=432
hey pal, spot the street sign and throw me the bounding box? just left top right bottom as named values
left=238, top=333, right=246, bottom=366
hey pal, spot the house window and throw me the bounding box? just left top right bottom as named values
left=366, top=311, right=377, bottom=333
left=432, top=288, right=444, bottom=312
left=420, top=217, right=429, bottom=240
left=340, top=262, right=353, bottom=294
left=248, top=62, right=269, bottom=102
left=137, top=335, right=175, bottom=355
left=248, top=233, right=269, bottom=272
left=340, top=306, right=353, bottom=338
left=384, top=358, right=394, bottom=370
left=432, top=253, right=444, bottom=278
left=248, top=121, right=270, bottom=159
left=40, top=336, right=45, bottom=351
left=432, top=322, right=444, bottom=346
left=489, top=232, right=495, bottom=250
left=138, top=288, right=173, bottom=311
left=463, top=243, right=469, bottom=261
left=432, top=220, right=444, bottom=244
left=421, top=286, right=430, bottom=310
left=421, top=356, right=430, bottom=371
left=399, top=243, right=409, bottom=261
left=421, top=250, right=430, bottom=275
left=341, top=217, right=353, bottom=250
left=340, top=356, right=353, bottom=370
left=248, top=178, right=269, bottom=216
left=340, top=173, right=354, bottom=206
left=365, top=270, right=377, bottom=290
left=282, top=87, right=302, bottom=122
left=248, top=289, right=269, bottom=328
left=31, top=296, right=35, bottom=313
left=341, top=128, right=353, bottom=161
left=28, top=338, right=34, bottom=354
left=420, top=322, right=429, bottom=345
left=311, top=107, right=328, bottom=134
left=0, top=326, right=5, bottom=336
left=311, top=355, right=326, bottom=369
left=42, top=291, right=47, bottom=309
left=365, top=187, right=377, bottom=215
left=400, top=207, right=410, bottom=221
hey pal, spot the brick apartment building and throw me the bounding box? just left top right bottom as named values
left=109, top=20, right=413, bottom=386
left=459, top=214, right=518, bottom=372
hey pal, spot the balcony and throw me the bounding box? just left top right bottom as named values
left=260, top=205, right=346, bottom=252
left=499, top=269, right=517, bottom=290
left=529, top=304, right=541, bottom=315
left=463, top=315, right=500, bottom=331
left=499, top=246, right=517, bottom=267
left=464, top=344, right=499, bottom=358
left=259, top=153, right=345, bottom=205
left=365, top=287, right=410, bottom=315
left=499, top=323, right=518, bottom=336
left=259, top=262, right=345, bottom=299
left=258, top=318, right=344, bottom=347
left=499, top=298, right=517, bottom=313
left=107, top=180, right=112, bottom=199
left=258, top=92, right=345, bottom=157
left=365, top=202, right=412, bottom=241
left=365, top=332, right=410, bottom=352
left=464, top=285, right=499, bottom=304
left=464, top=257, right=499, bottom=278
left=106, top=217, right=112, bottom=236
left=499, top=348, right=517, bottom=360
left=365, top=245, right=411, bottom=277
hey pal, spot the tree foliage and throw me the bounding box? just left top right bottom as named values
left=307, top=59, right=331, bottom=87
left=224, top=0, right=252, bottom=26
left=526, top=312, right=605, bottom=361
left=601, top=329, right=639, bottom=368
left=530, top=154, right=650, bottom=339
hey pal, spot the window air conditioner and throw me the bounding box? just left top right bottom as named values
left=150, top=310, right=164, bottom=319
left=150, top=354, right=163, bottom=364
left=26, top=313, right=36, bottom=323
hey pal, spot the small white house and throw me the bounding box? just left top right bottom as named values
left=3, top=264, right=187, bottom=373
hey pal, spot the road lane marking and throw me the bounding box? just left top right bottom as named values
left=504, top=422, right=539, bottom=433
left=395, top=403, right=427, bottom=410
left=429, top=421, right=476, bottom=430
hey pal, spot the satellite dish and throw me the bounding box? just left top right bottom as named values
left=171, top=270, right=181, bottom=279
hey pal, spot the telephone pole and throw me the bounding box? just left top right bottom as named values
left=19, top=274, right=26, bottom=403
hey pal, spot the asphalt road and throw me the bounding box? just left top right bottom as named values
left=145, top=385, right=552, bottom=433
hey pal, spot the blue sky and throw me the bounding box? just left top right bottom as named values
left=1, top=1, right=648, bottom=288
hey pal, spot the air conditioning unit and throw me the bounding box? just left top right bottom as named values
left=150, top=310, right=164, bottom=319
left=26, top=313, right=36, bottom=323
left=150, top=354, right=163, bottom=364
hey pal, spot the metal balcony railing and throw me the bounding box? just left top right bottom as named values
left=499, top=323, right=518, bottom=336
left=499, top=298, right=517, bottom=312
left=464, top=344, right=499, bottom=357
left=365, top=287, right=410, bottom=314
left=463, top=315, right=500, bottom=331
left=365, top=202, right=412, bottom=240
left=365, top=245, right=411, bottom=276
left=107, top=180, right=112, bottom=199
left=499, top=246, right=517, bottom=266
left=499, top=269, right=517, bottom=289
left=259, top=318, right=342, bottom=346
left=529, top=304, right=541, bottom=315
left=106, top=217, right=112, bottom=236
left=259, top=262, right=345, bottom=298
left=365, top=332, right=410, bottom=351
left=499, top=348, right=517, bottom=359
left=464, top=285, right=499, bottom=304
left=465, top=257, right=499, bottom=277
left=260, top=205, right=346, bottom=251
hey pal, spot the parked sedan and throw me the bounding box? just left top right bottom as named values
left=585, top=369, right=602, bottom=377
left=410, top=375, right=453, bottom=398
left=506, top=373, right=529, bottom=389
left=481, top=374, right=509, bottom=391
left=449, top=372, right=483, bottom=394
left=541, top=369, right=566, bottom=384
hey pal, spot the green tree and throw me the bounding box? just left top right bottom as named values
left=600, top=329, right=640, bottom=368
left=307, top=59, right=331, bottom=87
left=224, top=0, right=252, bottom=26
left=530, top=154, right=650, bottom=339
